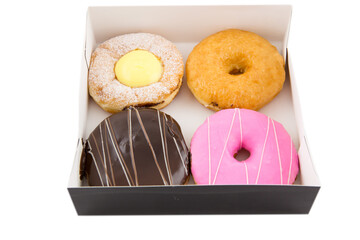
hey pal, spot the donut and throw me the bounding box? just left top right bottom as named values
left=190, top=108, right=299, bottom=185
left=81, top=107, right=190, bottom=186
left=186, top=29, right=285, bottom=111
left=88, top=33, right=184, bottom=113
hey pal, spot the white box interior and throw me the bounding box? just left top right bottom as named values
left=69, top=5, right=320, bottom=188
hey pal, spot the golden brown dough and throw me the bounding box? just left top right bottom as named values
left=186, top=29, right=285, bottom=111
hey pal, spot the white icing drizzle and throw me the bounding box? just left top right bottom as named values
left=207, top=117, right=211, bottom=185
left=165, top=114, right=188, bottom=175
left=212, top=110, right=237, bottom=184
left=158, top=110, right=172, bottom=184
left=87, top=141, right=105, bottom=186
left=236, top=108, right=248, bottom=184
left=237, top=108, right=243, bottom=148
left=255, top=117, right=270, bottom=184
left=128, top=108, right=138, bottom=186
left=105, top=119, right=132, bottom=186
left=99, top=123, right=109, bottom=186
left=169, top=116, right=188, bottom=160
left=135, top=108, right=168, bottom=185
left=172, top=136, right=188, bottom=175
left=287, top=135, right=293, bottom=184
left=162, top=113, right=173, bottom=184
left=90, top=133, right=114, bottom=186
left=104, top=127, right=116, bottom=185
left=272, top=119, right=283, bottom=184
left=244, top=162, right=249, bottom=184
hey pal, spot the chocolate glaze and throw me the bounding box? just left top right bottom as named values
left=81, top=107, right=190, bottom=186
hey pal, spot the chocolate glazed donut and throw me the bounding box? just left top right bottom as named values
left=81, top=107, right=190, bottom=186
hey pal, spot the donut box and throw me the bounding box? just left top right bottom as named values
left=68, top=5, right=320, bottom=215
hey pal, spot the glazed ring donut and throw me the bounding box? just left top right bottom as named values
left=186, top=29, right=285, bottom=111
left=89, top=33, right=184, bottom=113
left=190, top=108, right=299, bottom=185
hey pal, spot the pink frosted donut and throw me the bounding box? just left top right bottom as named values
left=191, top=109, right=299, bottom=185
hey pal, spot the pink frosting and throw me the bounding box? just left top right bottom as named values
left=190, top=109, right=299, bottom=185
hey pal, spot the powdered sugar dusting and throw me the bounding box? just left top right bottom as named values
left=88, top=33, right=184, bottom=112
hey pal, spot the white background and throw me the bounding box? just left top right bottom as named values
left=1, top=0, right=359, bottom=239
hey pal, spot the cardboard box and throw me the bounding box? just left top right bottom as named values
left=68, top=5, right=320, bottom=215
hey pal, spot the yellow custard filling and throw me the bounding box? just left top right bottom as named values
left=114, top=50, right=163, bottom=87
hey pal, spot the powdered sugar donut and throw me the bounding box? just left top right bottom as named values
left=89, top=33, right=184, bottom=113
left=190, top=108, right=299, bottom=185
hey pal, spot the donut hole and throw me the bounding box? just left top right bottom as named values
left=229, top=66, right=246, bottom=75
left=234, top=148, right=250, bottom=162
left=226, top=57, right=248, bottom=76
